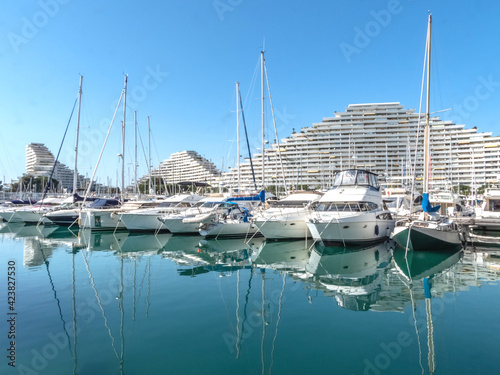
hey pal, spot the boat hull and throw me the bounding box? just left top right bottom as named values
left=392, top=224, right=463, bottom=251
left=79, top=210, right=126, bottom=230
left=13, top=210, right=51, bottom=224
left=120, top=212, right=168, bottom=232
left=0, top=210, right=21, bottom=223
left=44, top=210, right=80, bottom=226
left=254, top=219, right=311, bottom=239
left=307, top=214, right=394, bottom=246
left=162, top=218, right=200, bottom=234
left=199, top=221, right=261, bottom=238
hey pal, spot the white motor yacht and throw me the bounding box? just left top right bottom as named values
left=253, top=191, right=323, bottom=239
left=119, top=193, right=205, bottom=232
left=79, top=199, right=161, bottom=230
left=0, top=199, right=37, bottom=223
left=306, top=169, right=395, bottom=246
left=158, top=196, right=228, bottom=234
left=11, top=197, right=65, bottom=224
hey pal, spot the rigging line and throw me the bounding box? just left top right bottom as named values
left=225, top=88, right=238, bottom=168
left=236, top=269, right=241, bottom=358
left=243, top=54, right=261, bottom=110
left=410, top=27, right=429, bottom=214
left=264, top=62, right=288, bottom=195
left=410, top=285, right=425, bottom=375
left=239, top=86, right=258, bottom=190
left=41, top=97, right=78, bottom=203
left=395, top=271, right=425, bottom=375
left=150, top=129, right=169, bottom=193
left=136, top=254, right=149, bottom=303
left=261, top=270, right=266, bottom=375
left=119, top=254, right=125, bottom=375
left=83, top=90, right=124, bottom=205
left=146, top=255, right=151, bottom=318
left=137, top=127, right=148, bottom=177
left=269, top=272, right=286, bottom=375
left=213, top=259, right=234, bottom=343
left=133, top=257, right=137, bottom=322
left=426, top=296, right=435, bottom=375
left=240, top=267, right=254, bottom=348
left=39, top=245, right=73, bottom=352
left=80, top=248, right=120, bottom=360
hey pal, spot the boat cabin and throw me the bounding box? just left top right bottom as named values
left=332, top=169, right=380, bottom=190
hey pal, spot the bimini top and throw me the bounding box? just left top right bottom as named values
left=88, top=199, right=121, bottom=209
left=332, top=169, right=380, bottom=190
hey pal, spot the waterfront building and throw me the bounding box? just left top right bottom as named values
left=141, top=150, right=221, bottom=189
left=25, top=142, right=89, bottom=191
left=221, top=102, right=500, bottom=192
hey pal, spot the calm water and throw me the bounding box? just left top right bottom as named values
left=1, top=222, right=500, bottom=375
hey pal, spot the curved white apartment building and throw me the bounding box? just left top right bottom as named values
left=221, top=102, right=500, bottom=192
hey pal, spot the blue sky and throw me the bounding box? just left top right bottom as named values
left=1, top=0, right=499, bottom=187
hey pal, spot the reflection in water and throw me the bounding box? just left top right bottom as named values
left=251, top=239, right=312, bottom=274
left=306, top=240, right=395, bottom=311
left=3, top=226, right=500, bottom=374
left=393, top=247, right=463, bottom=375
left=0, top=222, right=58, bottom=238
left=77, top=229, right=129, bottom=252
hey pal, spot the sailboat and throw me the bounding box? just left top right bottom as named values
left=391, top=14, right=464, bottom=251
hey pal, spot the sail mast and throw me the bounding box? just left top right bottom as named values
left=134, top=110, right=138, bottom=195
left=261, top=50, right=265, bottom=190
left=121, top=74, right=128, bottom=201
left=73, top=75, right=83, bottom=194
left=423, top=14, right=432, bottom=195
left=236, top=82, right=241, bottom=192
left=148, top=116, right=152, bottom=195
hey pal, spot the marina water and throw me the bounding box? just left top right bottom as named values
left=1, top=223, right=499, bottom=374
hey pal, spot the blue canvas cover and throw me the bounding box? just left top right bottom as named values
left=228, top=190, right=266, bottom=202
left=89, top=199, right=120, bottom=208
left=422, top=192, right=440, bottom=213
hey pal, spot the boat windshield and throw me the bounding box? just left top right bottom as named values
left=332, top=170, right=379, bottom=189
left=199, top=202, right=223, bottom=208
left=158, top=201, right=192, bottom=208
left=314, top=201, right=379, bottom=212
